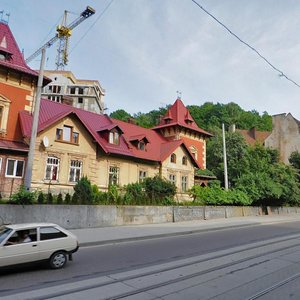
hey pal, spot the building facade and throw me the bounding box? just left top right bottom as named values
left=42, top=70, right=105, bottom=114
left=18, top=98, right=211, bottom=199
left=0, top=21, right=50, bottom=197
left=265, top=113, right=300, bottom=164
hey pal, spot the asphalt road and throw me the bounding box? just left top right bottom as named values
left=1, top=221, right=300, bottom=298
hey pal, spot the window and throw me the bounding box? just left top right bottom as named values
left=109, top=131, right=120, bottom=145
left=0, top=157, right=2, bottom=172
left=182, top=156, right=188, bottom=165
left=138, top=141, right=145, bottom=151
left=139, top=170, right=147, bottom=182
left=63, top=126, right=71, bottom=141
left=40, top=227, right=67, bottom=240
left=181, top=176, right=188, bottom=192
left=56, top=126, right=79, bottom=144
left=78, top=97, right=83, bottom=104
left=69, top=160, right=82, bottom=182
left=6, top=228, right=37, bottom=244
left=70, top=87, right=76, bottom=94
left=49, top=85, right=61, bottom=94
left=190, top=146, right=198, bottom=160
left=5, top=159, right=24, bottom=177
left=169, top=174, right=176, bottom=185
left=0, top=95, right=11, bottom=133
left=109, top=166, right=119, bottom=185
left=45, top=156, right=59, bottom=180
left=56, top=128, right=62, bottom=140
left=78, top=88, right=84, bottom=95
left=170, top=153, right=176, bottom=163
left=73, top=132, right=79, bottom=144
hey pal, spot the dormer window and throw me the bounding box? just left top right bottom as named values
left=56, top=125, right=79, bottom=144
left=109, top=130, right=120, bottom=145
left=138, top=141, right=145, bottom=150
left=170, top=153, right=176, bottom=163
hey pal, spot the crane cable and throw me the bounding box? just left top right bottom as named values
left=191, top=0, right=300, bottom=88
left=70, top=0, right=115, bottom=54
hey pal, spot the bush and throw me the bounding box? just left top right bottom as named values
left=189, top=185, right=252, bottom=206
left=37, top=192, right=45, bottom=204
left=144, top=176, right=176, bottom=203
left=47, top=192, right=53, bottom=204
left=123, top=182, right=145, bottom=205
left=65, top=193, right=71, bottom=204
left=56, top=193, right=63, bottom=204
left=73, top=176, right=93, bottom=204
left=10, top=185, right=36, bottom=205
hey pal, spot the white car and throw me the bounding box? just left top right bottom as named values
left=0, top=223, right=79, bottom=269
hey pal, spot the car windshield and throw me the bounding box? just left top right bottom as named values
left=0, top=227, right=13, bottom=244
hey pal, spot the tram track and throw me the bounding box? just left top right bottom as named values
left=4, top=233, right=300, bottom=300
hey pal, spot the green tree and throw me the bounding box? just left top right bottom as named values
left=206, top=131, right=249, bottom=186
left=73, top=176, right=93, bottom=204
left=143, top=176, right=176, bottom=203
left=289, top=151, right=300, bottom=170
left=110, top=109, right=132, bottom=122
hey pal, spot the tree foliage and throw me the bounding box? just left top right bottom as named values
left=289, top=151, right=300, bottom=170
left=110, top=101, right=272, bottom=132
left=207, top=132, right=300, bottom=206
left=73, top=176, right=93, bottom=205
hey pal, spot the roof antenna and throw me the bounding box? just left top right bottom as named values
left=176, top=90, right=182, bottom=100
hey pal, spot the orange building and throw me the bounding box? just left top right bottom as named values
left=0, top=21, right=49, bottom=196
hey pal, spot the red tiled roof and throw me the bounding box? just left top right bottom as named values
left=153, top=98, right=212, bottom=137
left=0, top=140, right=28, bottom=152
left=19, top=99, right=200, bottom=166
left=113, top=119, right=200, bottom=167
left=0, top=22, right=39, bottom=77
left=236, top=128, right=271, bottom=146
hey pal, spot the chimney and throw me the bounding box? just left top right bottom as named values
left=127, top=117, right=136, bottom=124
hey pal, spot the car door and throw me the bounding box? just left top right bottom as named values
left=0, top=228, right=39, bottom=267
left=38, top=226, right=70, bottom=260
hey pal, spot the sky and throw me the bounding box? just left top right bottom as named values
left=2, top=0, right=300, bottom=119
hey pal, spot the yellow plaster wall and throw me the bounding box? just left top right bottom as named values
left=161, top=146, right=195, bottom=193
left=31, top=115, right=160, bottom=194
left=31, top=116, right=97, bottom=194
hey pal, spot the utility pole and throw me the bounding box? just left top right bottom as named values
left=24, top=48, right=46, bottom=190
left=222, top=123, right=229, bottom=190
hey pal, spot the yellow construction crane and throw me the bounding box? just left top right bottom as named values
left=25, top=6, right=95, bottom=70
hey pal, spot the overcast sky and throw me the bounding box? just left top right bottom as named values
left=2, top=0, right=300, bottom=119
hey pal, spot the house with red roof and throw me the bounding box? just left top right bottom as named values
left=1, top=21, right=213, bottom=199
left=17, top=97, right=211, bottom=199
left=0, top=21, right=50, bottom=196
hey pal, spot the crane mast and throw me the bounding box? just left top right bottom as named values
left=25, top=6, right=95, bottom=69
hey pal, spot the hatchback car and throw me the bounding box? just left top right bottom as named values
left=0, top=223, right=79, bottom=269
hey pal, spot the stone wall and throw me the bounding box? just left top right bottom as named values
left=0, top=205, right=297, bottom=229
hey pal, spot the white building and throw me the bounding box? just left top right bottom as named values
left=42, top=70, right=105, bottom=114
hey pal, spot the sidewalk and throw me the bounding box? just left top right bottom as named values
left=71, top=215, right=300, bottom=247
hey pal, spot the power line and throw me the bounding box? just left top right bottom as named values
left=191, top=0, right=300, bottom=88
left=70, top=0, right=115, bottom=54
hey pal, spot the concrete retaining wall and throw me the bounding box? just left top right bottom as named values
left=0, top=205, right=299, bottom=229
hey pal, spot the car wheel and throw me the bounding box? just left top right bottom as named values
left=49, top=251, right=67, bottom=269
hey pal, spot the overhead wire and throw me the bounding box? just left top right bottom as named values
left=191, top=0, right=300, bottom=88
left=69, top=0, right=115, bottom=54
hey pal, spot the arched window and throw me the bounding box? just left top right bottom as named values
left=182, top=156, right=187, bottom=165
left=189, top=146, right=198, bottom=160
left=170, top=153, right=176, bottom=163
left=0, top=95, right=11, bottom=134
